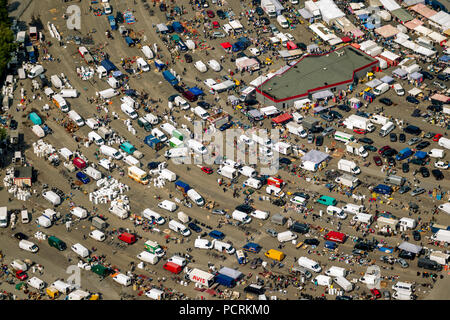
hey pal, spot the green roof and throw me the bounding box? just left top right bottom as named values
left=258, top=46, right=377, bottom=101
left=391, top=8, right=414, bottom=22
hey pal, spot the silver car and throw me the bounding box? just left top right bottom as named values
left=266, top=228, right=278, bottom=237
left=407, top=137, right=421, bottom=146
left=322, top=126, right=336, bottom=137
left=410, top=187, right=425, bottom=197
left=212, top=31, right=226, bottom=38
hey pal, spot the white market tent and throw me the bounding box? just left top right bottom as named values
left=408, top=87, right=422, bottom=96
left=301, top=150, right=329, bottom=164
left=379, top=0, right=401, bottom=12
left=429, top=11, right=450, bottom=31
left=316, top=0, right=345, bottom=25
left=398, top=242, right=422, bottom=254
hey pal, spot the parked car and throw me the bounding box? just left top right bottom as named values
left=201, top=167, right=213, bottom=174
left=188, top=222, right=202, bottom=233
left=359, top=137, right=373, bottom=144
left=398, top=185, right=410, bottom=194
left=364, top=145, right=377, bottom=152
left=337, top=104, right=351, bottom=112
left=379, top=98, right=392, bottom=106
left=432, top=169, right=444, bottom=180
left=389, top=133, right=397, bottom=142
left=419, top=166, right=430, bottom=178
left=407, top=137, right=421, bottom=146
left=266, top=228, right=278, bottom=237
left=373, top=156, right=382, bottom=166
left=411, top=187, right=425, bottom=196
left=304, top=238, right=320, bottom=246
left=406, top=96, right=420, bottom=104
left=416, top=141, right=430, bottom=150
left=399, top=133, right=406, bottom=143
left=402, top=163, right=409, bottom=173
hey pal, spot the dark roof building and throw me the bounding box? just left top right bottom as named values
left=255, top=45, right=379, bottom=108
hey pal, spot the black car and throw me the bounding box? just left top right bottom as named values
left=403, top=125, right=421, bottom=135
left=421, top=71, right=434, bottom=80
left=184, top=53, right=193, bottom=63
left=382, top=148, right=397, bottom=158
left=260, top=17, right=270, bottom=25
left=336, top=295, right=353, bottom=300
left=329, top=110, right=342, bottom=120
left=315, top=135, right=324, bottom=146
left=188, top=222, right=202, bottom=233
left=399, top=250, right=415, bottom=260
left=399, top=133, right=406, bottom=143
left=337, top=104, right=351, bottom=112
left=358, top=137, right=373, bottom=144
left=398, top=185, right=411, bottom=194
left=147, top=161, right=160, bottom=169
left=411, top=109, right=421, bottom=117
left=235, top=204, right=253, bottom=214
left=293, top=192, right=310, bottom=200
left=412, top=230, right=421, bottom=241
left=427, top=105, right=442, bottom=113
left=432, top=169, right=444, bottom=180
left=296, top=42, right=307, bottom=51
left=416, top=141, right=430, bottom=150
left=173, top=85, right=185, bottom=94
left=115, top=11, right=124, bottom=23
left=354, top=242, right=374, bottom=252
left=279, top=157, right=292, bottom=165
left=410, top=158, right=426, bottom=166
left=9, top=119, right=18, bottom=130
left=219, top=122, right=233, bottom=131
left=216, top=9, right=226, bottom=19
left=389, top=133, right=397, bottom=142
left=13, top=232, right=28, bottom=240
left=437, top=73, right=449, bottom=81
left=402, top=163, right=409, bottom=173
left=379, top=98, right=393, bottom=106
left=364, top=145, right=377, bottom=152
left=255, top=7, right=264, bottom=15
left=159, top=3, right=167, bottom=11
left=304, top=238, right=320, bottom=246
left=387, top=157, right=396, bottom=166
left=419, top=166, right=430, bottom=178
left=406, top=96, right=420, bottom=104
left=272, top=198, right=286, bottom=206
left=197, top=101, right=211, bottom=109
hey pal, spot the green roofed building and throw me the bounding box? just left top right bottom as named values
left=255, top=45, right=379, bottom=108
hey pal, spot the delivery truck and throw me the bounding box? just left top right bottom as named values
left=128, top=166, right=149, bottom=185
left=277, top=230, right=297, bottom=242
left=188, top=268, right=215, bottom=288
left=337, top=159, right=361, bottom=175
left=346, top=141, right=368, bottom=158
left=343, top=115, right=375, bottom=132
left=298, top=257, right=321, bottom=273
left=217, top=166, right=238, bottom=179
left=431, top=229, right=450, bottom=243
left=335, top=174, right=359, bottom=188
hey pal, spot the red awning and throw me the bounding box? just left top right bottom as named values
left=272, top=113, right=293, bottom=124
left=286, top=41, right=297, bottom=50
left=341, top=36, right=352, bottom=43
left=220, top=42, right=232, bottom=49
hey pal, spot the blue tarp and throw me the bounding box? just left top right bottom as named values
left=188, top=87, right=204, bottom=96
left=112, top=71, right=123, bottom=78
left=439, top=55, right=450, bottom=62
left=409, top=72, right=423, bottom=80
left=380, top=76, right=394, bottom=84
left=358, top=14, right=369, bottom=20
left=363, top=23, right=375, bottom=29
left=414, top=151, right=427, bottom=159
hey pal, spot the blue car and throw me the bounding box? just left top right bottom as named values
left=76, top=171, right=90, bottom=184
left=209, top=230, right=225, bottom=240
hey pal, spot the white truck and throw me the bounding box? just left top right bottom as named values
left=0, top=207, right=8, bottom=228
left=213, top=240, right=235, bottom=254
left=298, top=257, right=321, bottom=273
left=343, top=115, right=375, bottom=132
left=286, top=122, right=307, bottom=138
left=370, top=115, right=389, bottom=126
left=346, top=141, right=368, bottom=158
left=261, top=0, right=277, bottom=17
left=277, top=230, right=297, bottom=242
left=335, top=174, right=359, bottom=188
left=431, top=229, right=450, bottom=243
left=337, top=159, right=361, bottom=175
left=164, top=147, right=189, bottom=159
left=438, top=137, right=450, bottom=150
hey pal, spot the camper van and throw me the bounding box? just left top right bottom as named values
left=379, top=122, right=395, bottom=137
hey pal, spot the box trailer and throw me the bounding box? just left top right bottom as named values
left=335, top=174, right=360, bottom=188
left=189, top=268, right=214, bottom=287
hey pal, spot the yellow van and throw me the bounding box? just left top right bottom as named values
left=264, top=249, right=285, bottom=261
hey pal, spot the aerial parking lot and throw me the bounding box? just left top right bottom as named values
left=0, top=0, right=449, bottom=302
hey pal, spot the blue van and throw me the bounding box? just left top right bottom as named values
left=209, top=230, right=225, bottom=240
left=317, top=195, right=337, bottom=206
left=396, top=147, right=413, bottom=161
left=373, top=184, right=392, bottom=195
left=325, top=241, right=337, bottom=250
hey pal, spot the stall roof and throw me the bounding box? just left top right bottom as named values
left=366, top=79, right=383, bottom=88
left=430, top=93, right=450, bottom=102
left=409, top=72, right=422, bottom=80
left=375, top=24, right=400, bottom=38
left=380, top=50, right=400, bottom=61
left=379, top=0, right=401, bottom=11
left=392, top=68, right=407, bottom=77
left=380, top=75, right=394, bottom=83
left=298, top=8, right=313, bottom=19
left=272, top=113, right=293, bottom=124
left=391, top=8, right=414, bottom=22
left=402, top=0, right=424, bottom=5
left=404, top=19, right=423, bottom=30
left=312, top=90, right=334, bottom=100
left=398, top=242, right=422, bottom=254
left=429, top=11, right=450, bottom=30
left=220, top=42, right=232, bottom=49
left=408, top=87, right=422, bottom=96
left=410, top=3, right=437, bottom=18
left=301, top=150, right=329, bottom=164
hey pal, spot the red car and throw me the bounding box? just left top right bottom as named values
left=378, top=146, right=391, bottom=155
left=373, top=156, right=382, bottom=166
left=201, top=167, right=213, bottom=174
left=370, top=288, right=382, bottom=299
left=353, top=128, right=366, bottom=134
left=433, top=134, right=443, bottom=142
left=16, top=270, right=28, bottom=281
left=206, top=10, right=215, bottom=18
left=212, top=21, right=220, bottom=29
left=182, top=90, right=197, bottom=102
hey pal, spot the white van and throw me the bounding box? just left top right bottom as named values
left=42, top=191, right=61, bottom=206
left=168, top=219, right=191, bottom=237
left=239, top=166, right=257, bottom=178
left=86, top=118, right=99, bottom=130
left=393, top=83, right=405, bottom=96
left=326, top=206, right=347, bottom=219
left=142, top=209, right=166, bottom=225
left=333, top=276, right=354, bottom=292
left=277, top=230, right=297, bottom=242
left=324, top=266, right=347, bottom=278
left=174, top=96, right=190, bottom=110
left=342, top=203, right=365, bottom=215
left=298, top=257, right=321, bottom=273
left=168, top=255, right=187, bottom=267
left=136, top=57, right=150, bottom=72
left=393, top=291, right=414, bottom=300
left=379, top=121, right=395, bottom=137
left=250, top=209, right=269, bottom=220
left=121, top=103, right=138, bottom=119
left=243, top=177, right=262, bottom=189
left=213, top=240, right=235, bottom=254
left=158, top=200, right=177, bottom=212
left=70, top=207, right=88, bottom=219
left=277, top=15, right=289, bottom=28
left=373, top=83, right=390, bottom=95
left=19, top=240, right=39, bottom=253
left=187, top=189, right=205, bottom=206
left=266, top=185, right=285, bottom=197
left=28, top=65, right=44, bottom=78
left=84, top=166, right=102, bottom=180
left=21, top=210, right=30, bottom=224
left=195, top=238, right=213, bottom=249
left=68, top=110, right=85, bottom=127
left=71, top=243, right=89, bottom=258
left=89, top=229, right=106, bottom=242
left=27, top=277, right=46, bottom=290
left=151, top=128, right=167, bottom=142
left=312, top=275, right=332, bottom=286
left=194, top=106, right=210, bottom=120
left=137, top=251, right=159, bottom=264
left=11, top=259, right=28, bottom=271
left=113, top=273, right=132, bottom=286
left=60, top=89, right=79, bottom=98
left=100, top=145, right=122, bottom=160
left=352, top=212, right=373, bottom=224
left=392, top=281, right=414, bottom=293
left=88, top=131, right=104, bottom=145
left=51, top=280, right=74, bottom=294
left=232, top=210, right=252, bottom=224
left=186, top=139, right=208, bottom=154
left=35, top=215, right=52, bottom=228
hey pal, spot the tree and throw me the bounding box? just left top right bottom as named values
left=0, top=127, right=7, bottom=141
left=0, top=0, right=16, bottom=78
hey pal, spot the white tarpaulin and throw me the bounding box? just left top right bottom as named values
left=398, top=242, right=422, bottom=254
left=316, top=0, right=345, bottom=24
left=379, top=0, right=401, bottom=11
left=429, top=11, right=450, bottom=30
left=301, top=150, right=329, bottom=164
left=250, top=75, right=268, bottom=87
